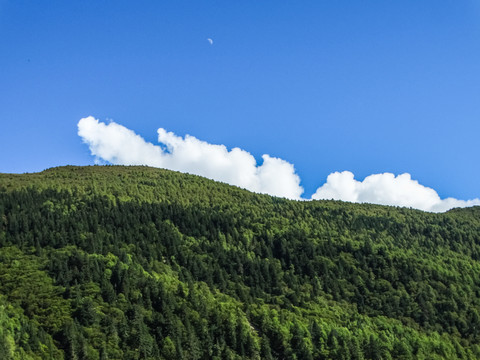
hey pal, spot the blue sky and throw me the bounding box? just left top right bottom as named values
left=1, top=1, right=479, bottom=205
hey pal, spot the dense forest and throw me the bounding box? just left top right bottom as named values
left=1, top=165, right=480, bottom=359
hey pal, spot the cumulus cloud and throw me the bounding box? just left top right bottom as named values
left=78, top=116, right=480, bottom=212
left=312, top=171, right=480, bottom=212
left=78, top=116, right=303, bottom=199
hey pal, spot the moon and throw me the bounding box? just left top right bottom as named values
left=207, top=38, right=213, bottom=45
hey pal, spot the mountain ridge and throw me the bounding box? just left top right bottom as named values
left=5, top=165, right=477, bottom=214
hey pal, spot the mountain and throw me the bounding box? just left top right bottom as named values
left=1, top=165, right=480, bottom=359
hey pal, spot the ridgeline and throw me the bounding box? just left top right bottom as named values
left=1, top=166, right=480, bottom=359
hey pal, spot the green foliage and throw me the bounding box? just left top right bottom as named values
left=1, top=165, right=480, bottom=359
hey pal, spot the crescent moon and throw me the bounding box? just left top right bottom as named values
left=207, top=38, right=213, bottom=45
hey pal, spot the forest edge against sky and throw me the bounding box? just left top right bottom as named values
left=78, top=116, right=480, bottom=213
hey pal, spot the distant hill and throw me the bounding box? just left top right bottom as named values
left=1, top=165, right=480, bottom=359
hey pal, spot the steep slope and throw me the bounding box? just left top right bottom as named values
left=0, top=166, right=480, bottom=359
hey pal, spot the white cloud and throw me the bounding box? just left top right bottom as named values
left=77, top=117, right=164, bottom=167
left=78, top=116, right=303, bottom=199
left=78, top=116, right=480, bottom=212
left=312, top=171, right=480, bottom=212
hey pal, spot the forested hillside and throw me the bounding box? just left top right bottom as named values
left=1, top=165, right=480, bottom=359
